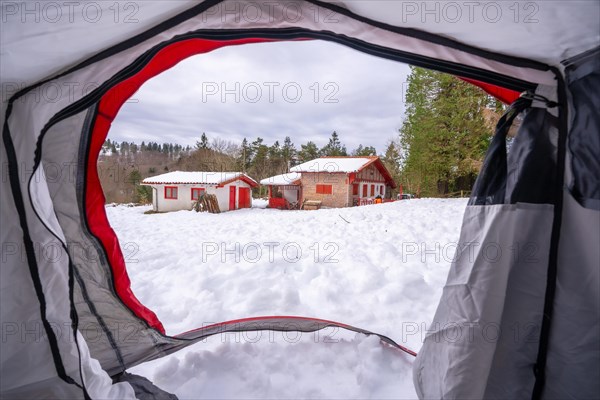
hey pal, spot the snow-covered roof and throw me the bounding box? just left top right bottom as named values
left=260, top=173, right=302, bottom=186
left=290, top=157, right=376, bottom=173
left=142, top=171, right=257, bottom=186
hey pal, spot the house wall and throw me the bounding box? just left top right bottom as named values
left=150, top=180, right=253, bottom=212
left=298, top=165, right=392, bottom=209
left=353, top=182, right=387, bottom=197
left=353, top=164, right=388, bottom=201
left=214, top=181, right=253, bottom=211
left=356, top=164, right=386, bottom=182
left=151, top=184, right=206, bottom=212
left=300, top=172, right=350, bottom=208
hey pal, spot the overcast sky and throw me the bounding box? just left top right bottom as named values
left=110, top=40, right=411, bottom=155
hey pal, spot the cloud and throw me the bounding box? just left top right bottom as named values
left=110, top=40, right=411, bottom=154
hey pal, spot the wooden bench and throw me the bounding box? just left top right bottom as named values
left=303, top=200, right=322, bottom=210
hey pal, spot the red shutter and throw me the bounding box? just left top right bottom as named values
left=316, top=184, right=332, bottom=194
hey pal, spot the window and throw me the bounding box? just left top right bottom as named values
left=165, top=186, right=178, bottom=199
left=352, top=184, right=359, bottom=196
left=191, top=187, right=205, bottom=200
left=316, top=184, right=333, bottom=195
left=362, top=184, right=368, bottom=197
left=370, top=184, right=375, bottom=196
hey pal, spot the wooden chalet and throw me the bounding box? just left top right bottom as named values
left=262, top=156, right=396, bottom=209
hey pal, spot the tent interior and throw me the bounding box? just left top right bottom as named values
left=1, top=1, right=598, bottom=399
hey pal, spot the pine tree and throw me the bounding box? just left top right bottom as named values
left=400, top=66, right=496, bottom=196
left=320, top=131, right=347, bottom=156
left=298, top=141, right=319, bottom=162
left=381, top=140, right=402, bottom=195
left=249, top=137, right=270, bottom=193
left=238, top=138, right=251, bottom=172
left=281, top=136, right=297, bottom=169
left=269, top=140, right=281, bottom=160
left=352, top=144, right=377, bottom=156
left=196, top=132, right=209, bottom=149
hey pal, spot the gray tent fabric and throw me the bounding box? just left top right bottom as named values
left=113, top=372, right=178, bottom=400
left=414, top=49, right=600, bottom=398
left=1, top=1, right=599, bottom=398
left=413, top=202, right=553, bottom=398
left=542, top=49, right=600, bottom=399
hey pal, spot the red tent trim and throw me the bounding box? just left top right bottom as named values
left=87, top=38, right=282, bottom=334
left=460, top=77, right=522, bottom=104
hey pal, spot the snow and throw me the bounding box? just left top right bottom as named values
left=290, top=157, right=375, bottom=173
left=252, top=198, right=269, bottom=209
left=259, top=172, right=302, bottom=186
left=106, top=198, right=468, bottom=398
left=142, top=171, right=257, bottom=185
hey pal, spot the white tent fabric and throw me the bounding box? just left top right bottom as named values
left=2, top=1, right=598, bottom=89
left=1, top=1, right=598, bottom=398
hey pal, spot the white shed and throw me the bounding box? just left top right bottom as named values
left=142, top=171, right=258, bottom=212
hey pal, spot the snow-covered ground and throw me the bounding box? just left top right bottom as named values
left=106, top=198, right=468, bottom=399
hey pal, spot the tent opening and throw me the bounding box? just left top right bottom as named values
left=84, top=33, right=530, bottom=398
left=96, top=39, right=509, bottom=337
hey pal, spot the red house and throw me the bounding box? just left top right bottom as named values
left=262, top=156, right=396, bottom=209
left=142, top=171, right=258, bottom=212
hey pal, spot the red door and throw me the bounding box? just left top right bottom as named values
left=229, top=186, right=236, bottom=210
left=239, top=187, right=251, bottom=208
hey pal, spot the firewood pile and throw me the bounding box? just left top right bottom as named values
left=193, top=194, right=221, bottom=213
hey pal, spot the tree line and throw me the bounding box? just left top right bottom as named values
left=99, top=131, right=400, bottom=202
left=98, top=131, right=399, bottom=202
left=102, top=139, right=191, bottom=157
